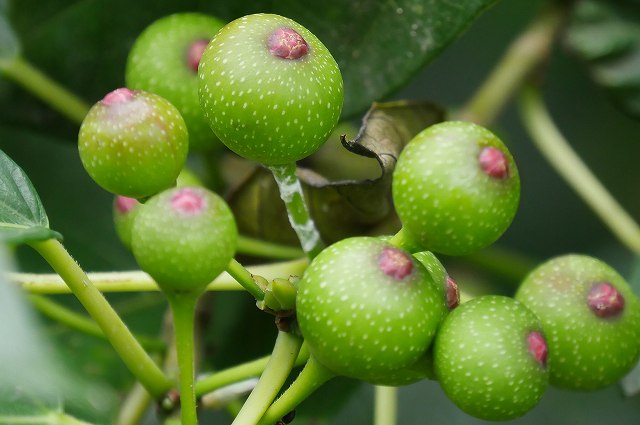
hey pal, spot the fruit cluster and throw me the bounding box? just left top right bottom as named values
left=75, top=10, right=640, bottom=424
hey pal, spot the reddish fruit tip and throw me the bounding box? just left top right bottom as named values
left=102, top=88, right=135, bottom=105
left=587, top=282, right=625, bottom=318
left=378, top=247, right=413, bottom=280
left=527, top=331, right=548, bottom=367
left=170, top=188, right=205, bottom=215
left=446, top=276, right=460, bottom=310
left=479, top=146, right=509, bottom=179
left=115, top=196, right=139, bottom=214
left=187, top=39, right=209, bottom=73
left=268, top=27, right=309, bottom=60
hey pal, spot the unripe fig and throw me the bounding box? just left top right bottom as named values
left=198, top=13, right=343, bottom=165
left=516, top=254, right=640, bottom=390
left=78, top=88, right=188, bottom=198
left=131, top=186, right=237, bottom=294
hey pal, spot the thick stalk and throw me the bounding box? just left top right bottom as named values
left=257, top=355, right=335, bottom=425
left=269, top=163, right=323, bottom=259
left=456, top=4, right=565, bottom=126
left=28, top=239, right=172, bottom=398
left=225, top=259, right=265, bottom=300
left=519, top=86, right=640, bottom=255
left=231, top=332, right=303, bottom=425
left=1, top=57, right=89, bottom=124
left=167, top=293, right=200, bottom=425
left=12, top=258, right=308, bottom=294
left=374, top=386, right=397, bottom=425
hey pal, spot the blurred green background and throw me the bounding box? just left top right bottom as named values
left=1, top=0, right=640, bottom=423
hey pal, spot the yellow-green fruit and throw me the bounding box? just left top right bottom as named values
left=131, top=186, right=237, bottom=294
left=113, top=196, right=140, bottom=249
left=296, top=237, right=446, bottom=383
left=392, top=121, right=520, bottom=256
left=434, top=295, right=549, bottom=421
left=516, top=254, right=640, bottom=390
left=78, top=88, right=188, bottom=198
left=199, top=13, right=343, bottom=165
left=126, top=13, right=225, bottom=151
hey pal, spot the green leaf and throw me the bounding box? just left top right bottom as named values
left=269, top=0, right=497, bottom=117
left=0, top=148, right=60, bottom=243
left=565, top=0, right=640, bottom=119
left=4, top=0, right=492, bottom=129
left=227, top=101, right=445, bottom=245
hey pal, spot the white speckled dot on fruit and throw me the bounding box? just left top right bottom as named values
left=392, top=121, right=520, bottom=256
left=434, top=295, right=548, bottom=421
left=78, top=90, right=188, bottom=198
left=296, top=237, right=447, bottom=383
left=515, top=254, right=640, bottom=390
left=198, top=13, right=343, bottom=165
left=126, top=13, right=225, bottom=151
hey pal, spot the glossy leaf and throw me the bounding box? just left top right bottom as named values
left=264, top=0, right=497, bottom=117
left=227, top=101, right=445, bottom=245
left=5, top=0, right=492, bottom=127
left=565, top=0, right=640, bottom=119
left=0, top=149, right=60, bottom=244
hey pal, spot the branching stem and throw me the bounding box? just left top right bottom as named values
left=231, top=331, right=303, bottom=425
left=28, top=239, right=172, bottom=398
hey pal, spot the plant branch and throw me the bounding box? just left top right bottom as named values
left=10, top=258, right=308, bottom=294
left=0, top=57, right=89, bottom=124
left=28, top=293, right=165, bottom=352
left=167, top=293, right=200, bottom=425
left=231, top=331, right=303, bottom=425
left=237, top=235, right=304, bottom=259
left=456, top=4, right=565, bottom=126
left=519, top=86, right=640, bottom=255
left=28, top=239, right=173, bottom=398
left=374, top=386, right=397, bottom=425
left=195, top=343, right=310, bottom=397
left=257, top=355, right=335, bottom=425
left=225, top=259, right=265, bottom=300
left=269, top=163, right=324, bottom=259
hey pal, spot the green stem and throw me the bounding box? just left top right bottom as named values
left=28, top=294, right=165, bottom=352
left=237, top=235, right=304, bottom=259
left=232, top=331, right=303, bottom=425
left=167, top=293, right=200, bottom=425
left=519, top=86, right=640, bottom=255
left=195, top=343, right=310, bottom=397
left=1, top=57, right=89, bottom=124
left=388, top=228, right=418, bottom=252
left=269, top=163, right=324, bottom=259
left=225, top=259, right=265, bottom=300
left=374, top=386, right=397, bottom=425
left=257, top=355, right=335, bottom=425
left=11, top=258, right=308, bottom=294
left=114, top=382, right=152, bottom=425
left=0, top=412, right=93, bottom=425
left=28, top=239, right=172, bottom=398
left=456, top=4, right=565, bottom=126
